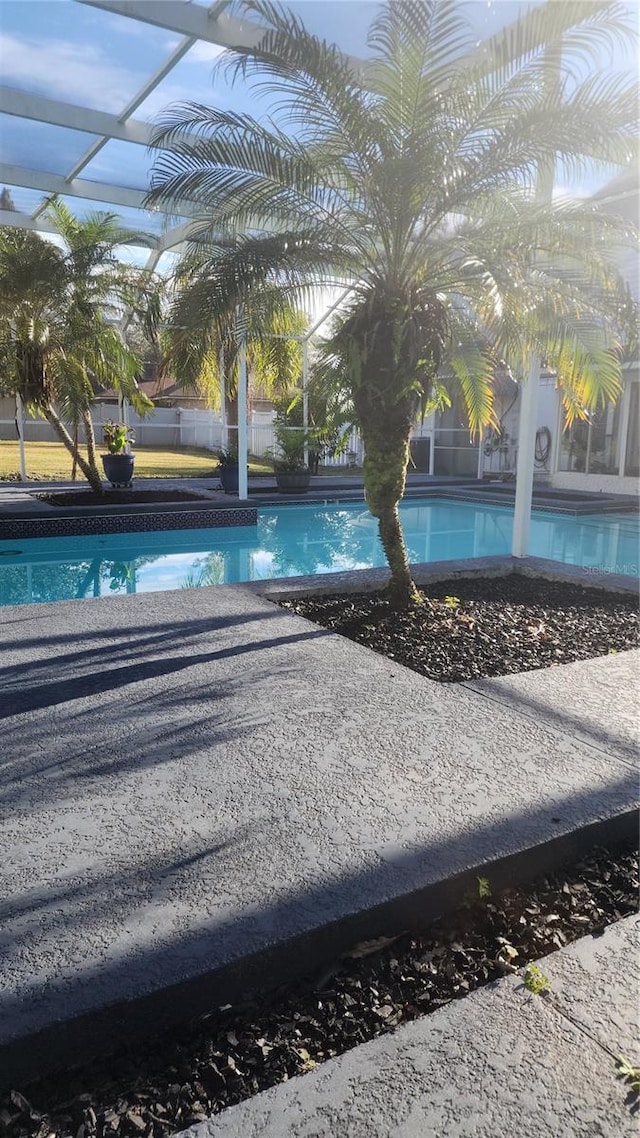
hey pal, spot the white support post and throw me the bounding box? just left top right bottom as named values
left=15, top=394, right=27, bottom=481
left=550, top=390, right=563, bottom=476
left=512, top=50, right=558, bottom=558
left=237, top=334, right=249, bottom=500
left=617, top=376, right=632, bottom=480
left=122, top=396, right=131, bottom=453
left=219, top=347, right=228, bottom=449
left=512, top=354, right=542, bottom=556
left=302, top=338, right=309, bottom=467
left=584, top=413, right=593, bottom=475
left=476, top=430, right=485, bottom=480
left=118, top=394, right=131, bottom=453
left=428, top=420, right=435, bottom=476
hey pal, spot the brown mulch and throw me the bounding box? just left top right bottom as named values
left=1, top=839, right=637, bottom=1138
left=280, top=575, right=639, bottom=681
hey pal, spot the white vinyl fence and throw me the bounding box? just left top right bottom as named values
left=1, top=398, right=448, bottom=475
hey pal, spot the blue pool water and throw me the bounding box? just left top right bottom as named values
left=0, top=498, right=638, bottom=606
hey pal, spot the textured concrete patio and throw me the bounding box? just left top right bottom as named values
left=0, top=582, right=638, bottom=1070
left=180, top=914, right=640, bottom=1138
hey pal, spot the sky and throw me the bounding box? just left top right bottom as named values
left=0, top=0, right=637, bottom=254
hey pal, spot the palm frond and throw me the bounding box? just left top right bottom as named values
left=464, top=1, right=636, bottom=89
left=440, top=310, right=497, bottom=436
left=146, top=0, right=636, bottom=458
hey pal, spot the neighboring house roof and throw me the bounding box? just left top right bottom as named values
left=97, top=378, right=205, bottom=403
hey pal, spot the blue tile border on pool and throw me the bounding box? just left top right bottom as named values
left=1, top=507, right=257, bottom=540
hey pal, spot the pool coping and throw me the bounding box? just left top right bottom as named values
left=249, top=555, right=639, bottom=599
left=246, top=485, right=639, bottom=513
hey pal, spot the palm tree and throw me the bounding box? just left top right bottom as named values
left=149, top=0, right=638, bottom=605
left=0, top=197, right=160, bottom=494
left=163, top=250, right=309, bottom=429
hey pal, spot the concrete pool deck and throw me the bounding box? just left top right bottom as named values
left=178, top=913, right=640, bottom=1138
left=1, top=574, right=638, bottom=1084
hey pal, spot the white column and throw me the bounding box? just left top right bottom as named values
left=219, top=347, right=228, bottom=449
left=122, top=396, right=131, bottom=453
left=550, top=390, right=563, bottom=476
left=584, top=413, right=593, bottom=475
left=512, top=354, right=542, bottom=556
left=512, top=47, right=558, bottom=558
left=302, top=338, right=309, bottom=467
left=237, top=336, right=249, bottom=500
left=476, top=430, right=485, bottom=480
left=117, top=394, right=131, bottom=453
left=616, top=377, right=632, bottom=482
left=15, top=394, right=27, bottom=481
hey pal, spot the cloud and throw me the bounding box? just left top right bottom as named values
left=138, top=82, right=218, bottom=119
left=0, top=31, right=139, bottom=113
left=0, top=29, right=228, bottom=127
left=184, top=40, right=226, bottom=64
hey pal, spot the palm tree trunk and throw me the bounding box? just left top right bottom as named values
left=226, top=391, right=238, bottom=427
left=361, top=426, right=421, bottom=608
left=71, top=420, right=79, bottom=481
left=81, top=409, right=102, bottom=489
left=44, top=404, right=104, bottom=495
left=76, top=558, right=102, bottom=599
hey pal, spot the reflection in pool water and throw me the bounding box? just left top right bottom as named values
left=0, top=498, right=637, bottom=606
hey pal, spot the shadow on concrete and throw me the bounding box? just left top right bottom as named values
left=463, top=679, right=639, bottom=765
left=0, top=773, right=636, bottom=1083
left=0, top=608, right=284, bottom=683
left=0, top=660, right=309, bottom=802
left=0, top=626, right=329, bottom=719
left=0, top=835, right=242, bottom=932
left=0, top=697, right=244, bottom=801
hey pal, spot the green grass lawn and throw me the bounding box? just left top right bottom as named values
left=0, top=441, right=272, bottom=480
left=0, top=441, right=360, bottom=481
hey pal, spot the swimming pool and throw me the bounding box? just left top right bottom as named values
left=0, top=497, right=637, bottom=606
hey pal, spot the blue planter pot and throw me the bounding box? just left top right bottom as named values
left=219, top=463, right=239, bottom=493
left=102, top=453, right=135, bottom=487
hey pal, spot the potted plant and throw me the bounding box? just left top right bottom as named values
left=268, top=424, right=312, bottom=493
left=216, top=445, right=240, bottom=493
left=102, top=420, right=135, bottom=486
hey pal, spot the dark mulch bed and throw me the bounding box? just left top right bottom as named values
left=35, top=490, right=210, bottom=506
left=2, top=839, right=637, bottom=1138
left=280, top=575, right=639, bottom=681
